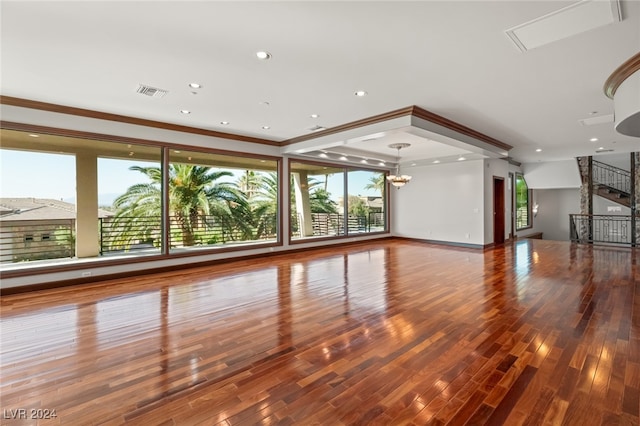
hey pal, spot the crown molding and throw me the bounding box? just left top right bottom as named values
left=604, top=52, right=640, bottom=99
left=0, top=95, right=281, bottom=146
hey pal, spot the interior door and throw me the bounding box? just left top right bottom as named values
left=494, top=177, right=505, bottom=244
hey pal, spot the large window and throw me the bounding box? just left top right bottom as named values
left=0, top=147, right=76, bottom=264
left=98, top=144, right=162, bottom=257
left=347, top=170, right=386, bottom=234
left=515, top=173, right=532, bottom=230
left=290, top=162, right=344, bottom=239
left=167, top=150, right=278, bottom=252
left=0, top=128, right=279, bottom=270
left=290, top=160, right=387, bottom=240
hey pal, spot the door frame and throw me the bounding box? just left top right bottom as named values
left=508, top=172, right=514, bottom=240
left=493, top=176, right=505, bottom=244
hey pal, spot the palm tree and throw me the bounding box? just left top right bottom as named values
left=112, top=164, right=245, bottom=248
left=323, top=172, right=333, bottom=191
left=237, top=170, right=262, bottom=200
left=364, top=173, right=386, bottom=195
left=252, top=172, right=278, bottom=214
left=310, top=188, right=338, bottom=213
left=251, top=172, right=279, bottom=238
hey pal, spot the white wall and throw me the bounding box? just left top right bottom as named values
left=392, top=160, right=485, bottom=245
left=522, top=160, right=581, bottom=189
left=594, top=153, right=631, bottom=170
left=532, top=189, right=580, bottom=241
left=594, top=195, right=631, bottom=215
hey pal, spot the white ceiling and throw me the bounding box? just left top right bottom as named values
left=1, top=1, right=638, bottom=166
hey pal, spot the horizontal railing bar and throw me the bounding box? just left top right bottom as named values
left=569, top=213, right=634, bottom=246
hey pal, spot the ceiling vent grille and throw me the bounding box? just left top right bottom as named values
left=136, top=84, right=168, bottom=98
left=505, top=0, right=622, bottom=52
left=578, top=114, right=614, bottom=126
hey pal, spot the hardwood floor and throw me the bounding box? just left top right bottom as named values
left=1, top=239, right=638, bottom=425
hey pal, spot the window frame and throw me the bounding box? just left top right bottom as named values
left=0, top=125, right=282, bottom=278
left=515, top=173, right=533, bottom=231
left=288, top=158, right=389, bottom=244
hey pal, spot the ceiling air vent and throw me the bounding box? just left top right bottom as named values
left=578, top=114, right=614, bottom=126
left=136, top=84, right=168, bottom=98
left=505, top=0, right=621, bottom=52
left=595, top=149, right=615, bottom=153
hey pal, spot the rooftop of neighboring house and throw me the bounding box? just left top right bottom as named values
left=364, top=197, right=383, bottom=209
left=0, top=198, right=113, bottom=221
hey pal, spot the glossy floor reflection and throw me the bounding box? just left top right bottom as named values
left=1, top=239, right=638, bottom=425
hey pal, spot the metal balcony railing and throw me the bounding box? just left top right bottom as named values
left=592, top=160, right=631, bottom=195
left=0, top=219, right=75, bottom=263
left=1, top=211, right=386, bottom=264
left=100, top=214, right=278, bottom=254
left=291, top=212, right=385, bottom=237
left=569, top=214, right=637, bottom=246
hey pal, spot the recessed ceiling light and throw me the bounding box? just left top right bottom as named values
left=599, top=146, right=605, bottom=150
left=590, top=137, right=598, bottom=142
left=536, top=148, right=542, bottom=152
left=354, top=90, right=368, bottom=97
left=188, top=83, right=202, bottom=89
left=310, top=114, right=319, bottom=118
left=28, top=134, right=39, bottom=138
left=262, top=125, right=270, bottom=130
left=220, top=121, right=230, bottom=125
left=319, top=153, right=328, bottom=158
left=433, top=160, right=440, bottom=164
left=458, top=156, right=466, bottom=161
left=379, top=162, right=386, bottom=166
left=256, top=51, right=272, bottom=60
left=339, top=156, right=348, bottom=161
left=180, top=110, right=191, bottom=114
left=361, top=159, right=368, bottom=164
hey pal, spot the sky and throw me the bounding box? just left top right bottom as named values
left=0, top=150, right=382, bottom=205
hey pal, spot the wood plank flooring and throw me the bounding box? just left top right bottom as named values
left=1, top=238, right=639, bottom=425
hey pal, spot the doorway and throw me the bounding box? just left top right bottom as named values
left=493, top=177, right=505, bottom=244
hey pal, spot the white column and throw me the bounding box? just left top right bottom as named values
left=75, top=153, right=99, bottom=258
left=293, top=172, right=313, bottom=237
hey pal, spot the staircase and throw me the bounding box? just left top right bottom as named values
left=592, top=160, right=631, bottom=208
left=570, top=158, right=637, bottom=247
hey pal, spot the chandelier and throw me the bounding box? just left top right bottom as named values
left=386, top=143, right=412, bottom=188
